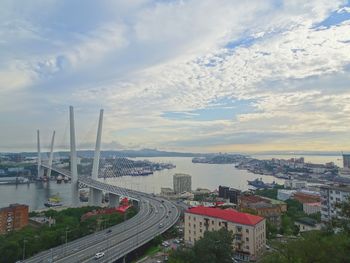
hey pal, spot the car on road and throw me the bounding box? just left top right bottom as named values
left=106, top=229, right=112, bottom=233
left=159, top=223, right=164, bottom=228
left=174, top=239, right=181, bottom=244
left=95, top=252, right=105, bottom=259
left=162, top=241, right=170, bottom=247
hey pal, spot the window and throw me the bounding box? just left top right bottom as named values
left=219, top=222, right=221, bottom=226
left=336, top=191, right=340, bottom=194
left=200, top=222, right=202, bottom=226
left=236, top=226, right=242, bottom=232
left=200, top=229, right=202, bottom=233
left=246, top=229, right=249, bottom=233
left=246, top=245, right=249, bottom=250
left=212, top=220, right=214, bottom=224
left=246, top=237, right=249, bottom=241
left=189, top=223, right=191, bottom=227
left=194, top=224, right=196, bottom=228
left=189, top=230, right=191, bottom=234
left=194, top=217, right=196, bottom=221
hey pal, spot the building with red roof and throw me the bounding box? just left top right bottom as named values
left=185, top=206, right=266, bottom=261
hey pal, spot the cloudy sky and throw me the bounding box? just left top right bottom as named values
left=1, top=0, right=350, bottom=153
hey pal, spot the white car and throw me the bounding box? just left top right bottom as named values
left=162, top=241, right=170, bottom=247
left=95, top=252, right=105, bottom=259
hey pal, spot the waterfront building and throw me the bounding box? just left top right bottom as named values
left=184, top=206, right=266, bottom=261
left=320, top=184, right=350, bottom=222
left=0, top=204, right=29, bottom=234
left=284, top=179, right=307, bottom=189
left=343, top=154, right=350, bottom=170
left=173, top=173, right=192, bottom=194
left=193, top=188, right=211, bottom=195
left=219, top=185, right=241, bottom=204
left=160, top=187, right=175, bottom=197
left=303, top=202, right=321, bottom=215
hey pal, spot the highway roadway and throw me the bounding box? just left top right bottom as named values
left=24, top=166, right=180, bottom=263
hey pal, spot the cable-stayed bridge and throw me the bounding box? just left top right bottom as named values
left=25, top=106, right=180, bottom=263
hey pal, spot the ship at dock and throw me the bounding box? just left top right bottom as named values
left=247, top=178, right=276, bottom=189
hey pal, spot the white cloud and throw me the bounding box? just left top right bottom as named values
left=0, top=0, right=350, bottom=152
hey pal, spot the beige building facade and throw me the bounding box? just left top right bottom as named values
left=185, top=206, right=266, bottom=261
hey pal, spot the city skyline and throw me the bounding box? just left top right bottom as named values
left=1, top=1, right=350, bottom=152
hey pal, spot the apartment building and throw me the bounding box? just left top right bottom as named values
left=219, top=185, right=241, bottom=204
left=173, top=173, right=192, bottom=194
left=239, top=194, right=286, bottom=228
left=0, top=204, right=29, bottom=234
left=320, top=185, right=350, bottom=222
left=185, top=206, right=266, bottom=261
left=303, top=202, right=321, bottom=215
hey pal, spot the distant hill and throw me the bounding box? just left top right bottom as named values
left=8, top=149, right=206, bottom=158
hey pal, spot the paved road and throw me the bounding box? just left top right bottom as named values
left=24, top=165, right=180, bottom=263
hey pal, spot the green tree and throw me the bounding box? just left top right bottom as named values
left=169, top=228, right=233, bottom=263
left=263, top=196, right=350, bottom=263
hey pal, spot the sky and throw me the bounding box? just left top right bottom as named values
left=1, top=0, right=350, bottom=153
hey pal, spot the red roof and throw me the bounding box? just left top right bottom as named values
left=186, top=206, right=264, bottom=226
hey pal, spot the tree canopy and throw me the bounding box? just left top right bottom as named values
left=169, top=228, right=234, bottom=263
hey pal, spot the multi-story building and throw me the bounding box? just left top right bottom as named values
left=303, top=202, right=321, bottom=215
left=292, top=190, right=320, bottom=204
left=284, top=179, right=307, bottom=189
left=343, top=154, right=350, bottom=170
left=320, top=185, right=350, bottom=222
left=219, top=185, right=241, bottom=204
left=0, top=204, right=29, bottom=234
left=173, top=173, right=191, bottom=194
left=185, top=206, right=266, bottom=261
left=239, top=194, right=286, bottom=228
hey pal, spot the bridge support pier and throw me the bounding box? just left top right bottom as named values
left=89, top=188, right=103, bottom=206
left=108, top=193, right=119, bottom=208
left=69, top=106, right=79, bottom=207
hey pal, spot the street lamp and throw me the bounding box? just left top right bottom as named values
left=22, top=239, right=27, bottom=260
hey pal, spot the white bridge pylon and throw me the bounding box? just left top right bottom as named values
left=37, top=106, right=113, bottom=207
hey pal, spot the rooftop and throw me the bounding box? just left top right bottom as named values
left=321, top=184, right=350, bottom=192
left=186, top=206, right=264, bottom=226
left=173, top=173, right=191, bottom=178
left=295, top=217, right=318, bottom=227
left=304, top=202, right=321, bottom=207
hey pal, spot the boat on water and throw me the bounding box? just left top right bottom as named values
left=247, top=178, right=276, bottom=189
left=44, top=193, right=63, bottom=207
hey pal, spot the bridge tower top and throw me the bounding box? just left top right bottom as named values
left=92, top=109, right=103, bottom=180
